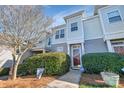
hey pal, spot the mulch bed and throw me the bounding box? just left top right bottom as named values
left=80, top=73, right=124, bottom=88
left=0, top=75, right=58, bottom=88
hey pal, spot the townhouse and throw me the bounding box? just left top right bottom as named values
left=36, top=5, right=124, bottom=69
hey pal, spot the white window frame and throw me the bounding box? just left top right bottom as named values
left=71, top=22, right=78, bottom=32
left=107, top=10, right=122, bottom=23
left=60, top=29, right=64, bottom=38
left=48, top=38, right=51, bottom=46
left=111, top=40, right=124, bottom=52
left=55, top=30, right=59, bottom=39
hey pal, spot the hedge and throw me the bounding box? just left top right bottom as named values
left=0, top=68, right=10, bottom=76
left=82, top=52, right=124, bottom=74
left=18, top=52, right=70, bottom=76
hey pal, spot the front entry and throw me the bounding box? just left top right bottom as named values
left=71, top=44, right=82, bottom=69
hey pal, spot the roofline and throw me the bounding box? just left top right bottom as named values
left=64, top=10, right=84, bottom=21
left=52, top=24, right=66, bottom=30
left=82, top=15, right=99, bottom=21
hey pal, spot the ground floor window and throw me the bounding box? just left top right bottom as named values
left=111, top=39, right=124, bottom=55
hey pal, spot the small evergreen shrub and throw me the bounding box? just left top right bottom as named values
left=18, top=52, right=70, bottom=76
left=82, top=52, right=124, bottom=74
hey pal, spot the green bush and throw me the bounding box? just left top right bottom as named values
left=18, top=52, right=70, bottom=76
left=82, top=52, right=124, bottom=74
left=0, top=68, right=10, bottom=76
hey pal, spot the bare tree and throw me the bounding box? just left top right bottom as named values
left=0, top=5, right=53, bottom=80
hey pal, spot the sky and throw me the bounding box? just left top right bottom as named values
left=43, top=5, right=94, bottom=27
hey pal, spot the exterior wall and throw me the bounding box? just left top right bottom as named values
left=84, top=38, right=108, bottom=53
left=36, top=40, right=46, bottom=49
left=52, top=26, right=66, bottom=44
left=51, top=43, right=67, bottom=53
left=20, top=49, right=33, bottom=63
left=36, top=5, right=124, bottom=55
left=98, top=5, right=124, bottom=40
left=83, top=15, right=103, bottom=40
left=66, top=15, right=84, bottom=43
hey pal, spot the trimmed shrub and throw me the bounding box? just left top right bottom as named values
left=18, top=52, right=70, bottom=76
left=0, top=68, right=10, bottom=76
left=82, top=52, right=124, bottom=74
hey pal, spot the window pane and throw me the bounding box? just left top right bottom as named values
left=60, top=34, right=64, bottom=38
left=60, top=29, right=64, bottom=34
left=55, top=35, right=59, bottom=39
left=108, top=10, right=120, bottom=18
left=108, top=10, right=122, bottom=23
left=60, top=29, right=64, bottom=38
left=109, top=16, right=121, bottom=22
left=56, top=30, right=59, bottom=35
left=55, top=31, right=59, bottom=39
left=71, top=22, right=78, bottom=31
left=48, top=38, right=51, bottom=45
left=71, top=22, right=77, bottom=27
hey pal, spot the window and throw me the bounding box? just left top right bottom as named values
left=108, top=10, right=122, bottom=23
left=55, top=29, right=65, bottom=39
left=55, top=31, right=59, bottom=39
left=71, top=22, right=78, bottom=31
left=60, top=29, right=64, bottom=38
left=48, top=38, right=51, bottom=45
left=111, top=40, right=124, bottom=55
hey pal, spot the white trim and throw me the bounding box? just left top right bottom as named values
left=106, top=40, right=114, bottom=52
left=105, top=30, right=124, bottom=35
left=82, top=15, right=99, bottom=21
left=70, top=44, right=82, bottom=68
left=51, top=42, right=66, bottom=45
left=81, top=16, right=85, bottom=43
left=105, top=32, right=124, bottom=40
left=84, top=36, right=103, bottom=41
left=81, top=42, right=85, bottom=55
left=98, top=5, right=113, bottom=11
left=118, top=6, right=124, bottom=22
left=112, top=44, right=124, bottom=47
left=98, top=8, right=106, bottom=41
left=67, top=38, right=84, bottom=44
left=67, top=44, right=70, bottom=55
left=106, top=9, right=123, bottom=24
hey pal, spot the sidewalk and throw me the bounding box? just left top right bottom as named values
left=47, top=70, right=81, bottom=88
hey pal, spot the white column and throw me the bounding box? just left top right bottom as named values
left=106, top=40, right=114, bottom=52
left=67, top=44, right=70, bottom=55
left=81, top=42, right=85, bottom=55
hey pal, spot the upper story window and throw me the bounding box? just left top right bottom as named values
left=71, top=22, right=78, bottom=31
left=60, top=29, right=64, bottom=38
left=107, top=10, right=122, bottom=23
left=55, top=31, right=59, bottom=39
left=55, top=29, right=65, bottom=39
left=48, top=38, right=51, bottom=45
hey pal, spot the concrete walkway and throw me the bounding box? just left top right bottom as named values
left=47, top=70, right=81, bottom=88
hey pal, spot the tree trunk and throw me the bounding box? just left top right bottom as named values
left=11, top=62, right=18, bottom=80
left=11, top=48, right=29, bottom=80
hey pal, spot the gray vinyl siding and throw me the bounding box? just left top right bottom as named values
left=84, top=38, right=108, bottom=53
left=51, top=43, right=67, bottom=53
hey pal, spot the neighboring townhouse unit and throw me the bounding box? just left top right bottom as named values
left=37, top=5, right=124, bottom=69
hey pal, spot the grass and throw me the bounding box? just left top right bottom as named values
left=80, top=83, right=115, bottom=88
left=79, top=73, right=124, bottom=88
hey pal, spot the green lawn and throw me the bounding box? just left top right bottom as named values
left=80, top=83, right=114, bottom=88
